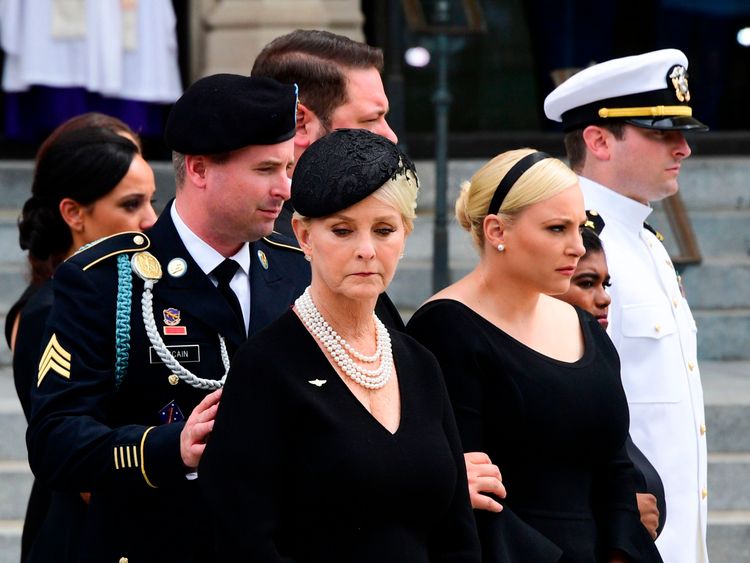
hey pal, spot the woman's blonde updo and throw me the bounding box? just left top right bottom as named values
left=455, top=148, right=578, bottom=250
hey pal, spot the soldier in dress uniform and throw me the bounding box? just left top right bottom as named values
left=544, top=49, right=709, bottom=562
left=26, top=74, right=302, bottom=563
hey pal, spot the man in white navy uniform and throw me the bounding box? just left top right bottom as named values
left=544, top=49, right=709, bottom=562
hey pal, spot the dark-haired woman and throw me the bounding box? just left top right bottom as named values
left=7, top=123, right=156, bottom=563
left=5, top=112, right=143, bottom=351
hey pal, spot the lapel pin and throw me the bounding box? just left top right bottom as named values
left=257, top=250, right=269, bottom=270
left=167, top=258, right=187, bottom=278
left=163, top=308, right=187, bottom=336
left=308, top=379, right=327, bottom=387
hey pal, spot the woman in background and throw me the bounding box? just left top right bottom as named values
left=8, top=117, right=157, bottom=563
left=407, top=148, right=662, bottom=563
left=5, top=112, right=144, bottom=351
left=554, top=223, right=666, bottom=540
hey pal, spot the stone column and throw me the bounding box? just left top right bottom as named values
left=190, top=0, right=364, bottom=79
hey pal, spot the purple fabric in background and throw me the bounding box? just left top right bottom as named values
left=4, top=86, right=167, bottom=144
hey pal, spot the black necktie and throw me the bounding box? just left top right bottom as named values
left=212, top=259, right=244, bottom=329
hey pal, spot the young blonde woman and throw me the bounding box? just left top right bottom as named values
left=407, top=149, right=662, bottom=563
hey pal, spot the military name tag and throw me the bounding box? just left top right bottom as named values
left=149, top=345, right=200, bottom=364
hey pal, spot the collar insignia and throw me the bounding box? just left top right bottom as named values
left=257, top=249, right=269, bottom=270
left=308, top=379, right=327, bottom=387
left=167, top=258, right=187, bottom=278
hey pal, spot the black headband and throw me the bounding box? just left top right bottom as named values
left=487, top=151, right=551, bottom=215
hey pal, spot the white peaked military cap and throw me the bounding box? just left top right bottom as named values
left=544, top=48, right=708, bottom=132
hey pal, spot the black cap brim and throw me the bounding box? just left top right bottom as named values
left=625, top=115, right=709, bottom=132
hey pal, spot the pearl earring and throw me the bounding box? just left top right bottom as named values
left=304, top=255, right=311, bottom=262
left=497, top=243, right=505, bottom=252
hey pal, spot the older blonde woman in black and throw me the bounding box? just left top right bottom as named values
left=200, top=129, right=480, bottom=563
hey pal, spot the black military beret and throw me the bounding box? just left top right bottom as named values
left=164, top=74, right=297, bottom=155
left=291, top=129, right=416, bottom=218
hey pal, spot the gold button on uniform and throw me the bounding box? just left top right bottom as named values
left=654, top=324, right=662, bottom=333
left=688, top=361, right=695, bottom=371
left=701, top=487, right=708, bottom=499
left=700, top=423, right=707, bottom=435
left=119, top=558, right=129, bottom=563
left=672, top=299, right=679, bottom=308
left=168, top=374, right=179, bottom=386
left=133, top=235, right=144, bottom=245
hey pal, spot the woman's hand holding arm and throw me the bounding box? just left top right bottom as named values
left=464, top=451, right=505, bottom=512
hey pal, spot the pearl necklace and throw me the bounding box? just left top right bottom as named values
left=295, top=287, right=393, bottom=390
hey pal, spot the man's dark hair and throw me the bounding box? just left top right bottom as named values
left=251, top=29, right=383, bottom=129
left=564, top=123, right=626, bottom=172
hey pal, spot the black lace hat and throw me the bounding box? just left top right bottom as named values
left=291, top=129, right=416, bottom=217
left=164, top=74, right=297, bottom=155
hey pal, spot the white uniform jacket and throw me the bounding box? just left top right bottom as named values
left=580, top=177, right=708, bottom=563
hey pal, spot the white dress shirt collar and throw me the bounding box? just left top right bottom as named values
left=170, top=203, right=250, bottom=277
left=578, top=176, right=653, bottom=236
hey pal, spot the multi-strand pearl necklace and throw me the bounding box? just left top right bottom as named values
left=295, top=287, right=393, bottom=390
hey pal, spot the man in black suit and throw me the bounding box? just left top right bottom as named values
left=26, top=74, right=303, bottom=563
left=251, top=29, right=398, bottom=238
left=251, top=29, right=404, bottom=330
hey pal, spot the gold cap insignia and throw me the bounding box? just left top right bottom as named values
left=132, top=251, right=162, bottom=282
left=669, top=65, right=691, bottom=103
left=38, top=333, right=71, bottom=386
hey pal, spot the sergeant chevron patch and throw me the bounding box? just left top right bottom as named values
left=38, top=333, right=71, bottom=386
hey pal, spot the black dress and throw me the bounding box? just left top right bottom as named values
left=406, top=300, right=662, bottom=563
left=199, top=309, right=481, bottom=563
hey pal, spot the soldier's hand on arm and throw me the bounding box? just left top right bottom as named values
left=464, top=451, right=506, bottom=512
left=180, top=388, right=222, bottom=469
left=636, top=492, right=659, bottom=540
